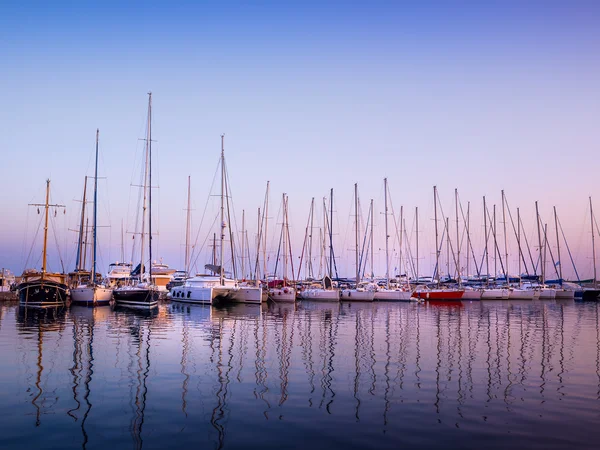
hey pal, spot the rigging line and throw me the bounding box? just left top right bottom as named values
left=519, top=212, right=537, bottom=276
left=24, top=214, right=44, bottom=271
left=456, top=194, right=480, bottom=277
left=50, top=207, right=66, bottom=273
left=558, top=215, right=581, bottom=283
left=504, top=197, right=530, bottom=276
left=188, top=157, right=221, bottom=269
left=188, top=213, right=221, bottom=273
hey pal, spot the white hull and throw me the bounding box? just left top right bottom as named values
left=340, top=289, right=375, bottom=302
left=171, top=276, right=238, bottom=305
left=462, top=289, right=482, bottom=300
left=538, top=288, right=556, bottom=299
left=297, top=289, right=340, bottom=302
left=70, top=286, right=113, bottom=305
left=481, top=288, right=510, bottom=300
left=508, top=289, right=535, bottom=300
left=269, top=287, right=296, bottom=302
left=172, top=286, right=214, bottom=304
left=554, top=289, right=575, bottom=299
left=231, top=286, right=263, bottom=304
left=374, top=289, right=412, bottom=301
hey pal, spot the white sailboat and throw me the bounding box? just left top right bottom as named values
left=71, top=130, right=112, bottom=306
left=269, top=194, right=296, bottom=302
left=341, top=184, right=375, bottom=302
left=374, top=178, right=412, bottom=301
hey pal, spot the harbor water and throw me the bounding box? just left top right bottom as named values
left=0, top=299, right=599, bottom=449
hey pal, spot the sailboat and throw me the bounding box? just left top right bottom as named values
left=113, top=93, right=159, bottom=309
left=269, top=194, right=296, bottom=302
left=374, top=178, right=412, bottom=301
left=412, top=186, right=464, bottom=300
left=171, top=136, right=262, bottom=304
left=576, top=197, right=600, bottom=301
left=480, top=198, right=509, bottom=300
left=71, top=130, right=113, bottom=306
left=17, top=180, right=69, bottom=308
left=340, top=183, right=375, bottom=301
left=297, top=192, right=340, bottom=302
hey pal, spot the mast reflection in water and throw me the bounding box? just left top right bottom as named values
left=0, top=301, right=600, bottom=449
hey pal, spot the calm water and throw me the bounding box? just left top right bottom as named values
left=1, top=299, right=599, bottom=449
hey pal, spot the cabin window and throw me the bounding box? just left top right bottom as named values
left=187, top=291, right=191, bottom=298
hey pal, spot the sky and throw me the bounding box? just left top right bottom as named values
left=1, top=1, right=599, bottom=280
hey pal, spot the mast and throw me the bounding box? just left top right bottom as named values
left=220, top=135, right=226, bottom=285
left=493, top=205, right=497, bottom=278
left=354, top=183, right=359, bottom=286
left=83, top=218, right=89, bottom=271
left=455, top=189, right=460, bottom=283
left=483, top=196, right=489, bottom=287
left=399, top=205, right=403, bottom=283
left=256, top=207, right=260, bottom=281
left=263, top=181, right=270, bottom=280
left=466, top=202, right=470, bottom=278
left=241, top=209, right=245, bottom=280
left=384, top=178, right=390, bottom=288
left=517, top=207, right=521, bottom=279
left=120, top=219, right=125, bottom=263
left=148, top=92, right=153, bottom=283
left=369, top=198, right=374, bottom=280
left=535, top=201, right=543, bottom=283
left=502, top=190, right=509, bottom=283
left=433, top=186, right=440, bottom=287
left=42, top=180, right=51, bottom=273
left=308, top=197, right=315, bottom=279
left=329, top=188, right=334, bottom=278
left=590, top=197, right=597, bottom=289
left=185, top=176, right=191, bottom=275
left=553, top=206, right=563, bottom=280
left=446, top=217, right=450, bottom=279
left=282, top=194, right=287, bottom=283
left=76, top=177, right=88, bottom=271
left=415, top=207, right=419, bottom=283
left=139, top=94, right=150, bottom=282
left=543, top=223, right=548, bottom=284
left=92, top=129, right=99, bottom=284
left=323, top=198, right=327, bottom=277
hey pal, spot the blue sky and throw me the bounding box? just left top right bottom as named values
left=1, top=1, right=599, bottom=279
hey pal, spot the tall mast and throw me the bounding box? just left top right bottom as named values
left=92, top=129, right=99, bottom=283
left=83, top=217, right=89, bottom=271
left=466, top=201, right=470, bottom=278
left=415, top=206, right=419, bottom=282
left=329, top=188, right=334, bottom=278
left=446, top=217, right=450, bottom=279
left=76, top=177, right=88, bottom=271
left=369, top=199, right=374, bottom=280
left=433, top=186, right=440, bottom=287
left=282, top=194, right=287, bottom=283
left=553, top=206, right=563, bottom=280
left=535, top=201, right=543, bottom=283
left=139, top=94, right=150, bottom=282
left=148, top=92, right=153, bottom=282
left=308, top=197, right=315, bottom=279
left=543, top=223, right=548, bottom=283
left=220, top=135, right=226, bottom=285
left=185, top=176, right=191, bottom=275
left=455, top=189, right=460, bottom=283
left=42, top=180, right=51, bottom=273
left=517, top=207, right=521, bottom=279
left=263, top=181, right=270, bottom=280
left=384, top=178, right=390, bottom=288
left=493, top=205, right=497, bottom=278
left=323, top=198, right=327, bottom=277
left=354, top=183, right=359, bottom=286
left=590, top=197, right=597, bottom=288
left=502, top=190, right=509, bottom=282
left=483, top=196, right=489, bottom=287
left=120, top=219, right=125, bottom=263
left=256, top=207, right=261, bottom=281
left=241, top=209, right=245, bottom=280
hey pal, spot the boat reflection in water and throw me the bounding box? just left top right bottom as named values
left=2, top=301, right=600, bottom=449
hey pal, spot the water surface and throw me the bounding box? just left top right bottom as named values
left=0, top=300, right=599, bottom=449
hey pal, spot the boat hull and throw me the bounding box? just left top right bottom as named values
left=538, top=289, right=556, bottom=300
left=297, top=289, right=340, bottom=302
left=268, top=288, right=295, bottom=302
left=70, top=286, right=113, bottom=306
left=171, top=286, right=214, bottom=305
left=412, top=289, right=464, bottom=300
left=17, top=280, right=68, bottom=308
left=374, top=289, right=412, bottom=301
left=232, top=286, right=264, bottom=304
left=575, top=289, right=600, bottom=301
left=481, top=288, right=510, bottom=300
left=554, top=289, right=575, bottom=299
left=113, top=287, right=159, bottom=309
left=340, top=289, right=375, bottom=301
left=461, top=289, right=482, bottom=300
left=508, top=289, right=535, bottom=300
